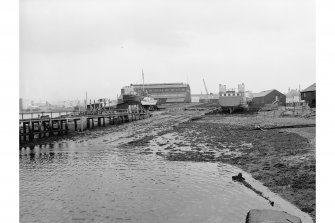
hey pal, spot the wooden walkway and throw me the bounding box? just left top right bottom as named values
left=19, top=109, right=149, bottom=143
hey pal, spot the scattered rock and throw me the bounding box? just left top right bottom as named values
left=232, top=173, right=245, bottom=182
left=155, top=152, right=163, bottom=156
left=273, top=163, right=286, bottom=169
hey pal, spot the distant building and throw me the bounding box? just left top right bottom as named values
left=199, top=94, right=219, bottom=103
left=19, top=98, right=30, bottom=111
left=286, top=88, right=301, bottom=103
left=245, top=91, right=253, bottom=102
left=131, top=83, right=191, bottom=104
left=191, top=94, right=201, bottom=103
left=191, top=93, right=219, bottom=103
left=252, top=89, right=286, bottom=106
left=300, top=83, right=316, bottom=108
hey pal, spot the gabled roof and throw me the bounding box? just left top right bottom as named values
left=301, top=83, right=316, bottom=92
left=131, top=83, right=189, bottom=89
left=253, top=89, right=275, bottom=98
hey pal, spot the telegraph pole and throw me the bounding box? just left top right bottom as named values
left=85, top=91, right=87, bottom=112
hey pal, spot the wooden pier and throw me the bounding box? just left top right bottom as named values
left=19, top=109, right=149, bottom=143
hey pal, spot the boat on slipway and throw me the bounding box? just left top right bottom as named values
left=219, top=83, right=248, bottom=113
left=117, top=70, right=159, bottom=111
left=116, top=86, right=143, bottom=110
left=141, top=95, right=158, bottom=110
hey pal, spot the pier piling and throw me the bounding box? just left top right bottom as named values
left=19, top=109, right=150, bottom=144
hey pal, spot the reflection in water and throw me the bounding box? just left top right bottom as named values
left=20, top=142, right=311, bottom=223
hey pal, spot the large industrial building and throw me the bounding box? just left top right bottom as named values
left=131, top=83, right=191, bottom=104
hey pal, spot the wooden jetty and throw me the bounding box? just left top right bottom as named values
left=19, top=109, right=149, bottom=143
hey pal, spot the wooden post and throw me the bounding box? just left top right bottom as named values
left=49, top=120, right=53, bottom=136
left=42, top=121, right=46, bottom=137
left=74, top=119, right=78, bottom=131
left=58, top=120, right=62, bottom=135
left=93, top=100, right=96, bottom=114
left=87, top=118, right=90, bottom=129
left=38, top=121, right=42, bottom=139
left=22, top=122, right=26, bottom=142
left=65, top=120, right=69, bottom=134
left=80, top=117, right=84, bottom=131
left=29, top=120, right=33, bottom=141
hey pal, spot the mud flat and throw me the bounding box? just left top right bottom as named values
left=20, top=107, right=204, bottom=149
left=144, top=114, right=316, bottom=221
left=20, top=106, right=316, bottom=221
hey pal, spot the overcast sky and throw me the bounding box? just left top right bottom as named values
left=20, top=0, right=315, bottom=102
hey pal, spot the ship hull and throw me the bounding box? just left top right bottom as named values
left=116, top=94, right=143, bottom=109
left=123, top=94, right=142, bottom=103
left=219, top=96, right=247, bottom=113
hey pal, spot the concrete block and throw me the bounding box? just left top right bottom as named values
left=246, top=209, right=302, bottom=223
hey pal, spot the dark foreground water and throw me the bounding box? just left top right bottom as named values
left=20, top=141, right=312, bottom=223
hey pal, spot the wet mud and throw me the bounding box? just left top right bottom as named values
left=126, top=113, right=316, bottom=221
left=20, top=104, right=316, bottom=221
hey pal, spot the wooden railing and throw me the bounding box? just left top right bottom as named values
left=19, top=109, right=146, bottom=121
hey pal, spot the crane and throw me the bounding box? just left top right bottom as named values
left=203, top=78, right=209, bottom=102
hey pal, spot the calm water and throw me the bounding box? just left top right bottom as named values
left=20, top=141, right=311, bottom=223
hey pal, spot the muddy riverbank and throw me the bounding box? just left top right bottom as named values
left=20, top=106, right=316, bottom=221
left=133, top=114, right=316, bottom=221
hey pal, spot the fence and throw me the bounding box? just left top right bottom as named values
left=257, top=105, right=315, bottom=118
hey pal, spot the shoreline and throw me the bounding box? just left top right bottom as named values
left=152, top=114, right=316, bottom=221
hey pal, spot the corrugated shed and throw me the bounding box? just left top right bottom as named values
left=301, top=83, right=316, bottom=93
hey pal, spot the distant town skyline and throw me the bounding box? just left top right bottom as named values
left=20, top=0, right=315, bottom=101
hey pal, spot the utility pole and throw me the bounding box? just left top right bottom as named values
left=85, top=91, right=87, bottom=112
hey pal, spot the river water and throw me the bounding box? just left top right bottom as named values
left=20, top=111, right=313, bottom=223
